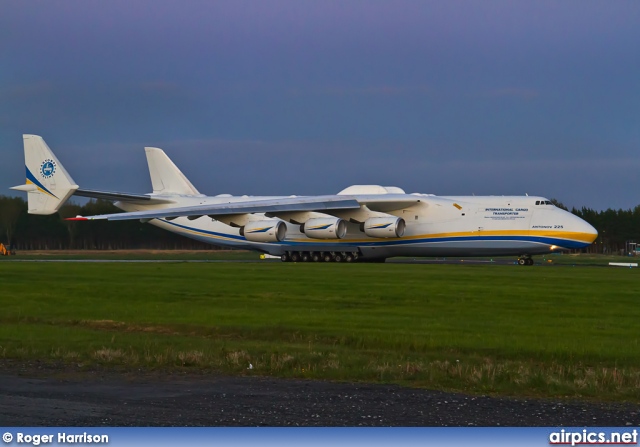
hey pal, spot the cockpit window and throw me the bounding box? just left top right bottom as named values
left=535, top=201, right=540, bottom=205
left=535, top=200, right=553, bottom=206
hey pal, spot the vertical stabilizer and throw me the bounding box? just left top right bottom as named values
left=11, top=135, right=79, bottom=215
left=145, top=148, right=200, bottom=195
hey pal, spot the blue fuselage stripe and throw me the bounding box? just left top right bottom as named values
left=160, top=220, right=590, bottom=249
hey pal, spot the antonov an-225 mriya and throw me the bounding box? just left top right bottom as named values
left=12, top=135, right=598, bottom=264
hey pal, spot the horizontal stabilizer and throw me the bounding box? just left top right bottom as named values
left=73, top=188, right=174, bottom=204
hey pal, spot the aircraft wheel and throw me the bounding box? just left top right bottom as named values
left=311, top=252, right=321, bottom=262
left=518, top=258, right=526, bottom=266
left=345, top=253, right=354, bottom=262
left=323, top=253, right=333, bottom=262
left=527, top=258, right=534, bottom=266
left=290, top=252, right=301, bottom=262
left=301, top=252, right=310, bottom=262
left=281, top=253, right=290, bottom=262
left=334, top=254, right=343, bottom=262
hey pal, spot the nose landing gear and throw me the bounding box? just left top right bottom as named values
left=517, top=256, right=534, bottom=266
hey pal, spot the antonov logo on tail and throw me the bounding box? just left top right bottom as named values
left=40, top=159, right=56, bottom=178
left=12, top=135, right=599, bottom=264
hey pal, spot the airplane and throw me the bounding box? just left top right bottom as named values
left=11, top=135, right=598, bottom=264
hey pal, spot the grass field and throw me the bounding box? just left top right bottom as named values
left=1, top=259, right=639, bottom=401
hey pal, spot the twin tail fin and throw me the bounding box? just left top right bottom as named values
left=10, top=135, right=79, bottom=215
left=11, top=135, right=201, bottom=215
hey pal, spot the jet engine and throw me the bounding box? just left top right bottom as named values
left=300, top=217, right=347, bottom=239
left=363, top=217, right=405, bottom=238
left=240, top=220, right=287, bottom=242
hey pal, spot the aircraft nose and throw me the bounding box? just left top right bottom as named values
left=585, top=221, right=598, bottom=244
left=571, top=214, right=598, bottom=244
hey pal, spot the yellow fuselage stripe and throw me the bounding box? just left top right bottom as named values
left=292, top=230, right=596, bottom=244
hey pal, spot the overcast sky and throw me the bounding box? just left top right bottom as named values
left=1, top=1, right=639, bottom=210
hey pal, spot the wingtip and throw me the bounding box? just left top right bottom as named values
left=65, top=216, right=88, bottom=221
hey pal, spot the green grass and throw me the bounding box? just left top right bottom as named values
left=0, top=261, right=639, bottom=401
left=538, top=253, right=639, bottom=266
left=0, top=249, right=257, bottom=261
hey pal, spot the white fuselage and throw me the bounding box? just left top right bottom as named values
left=116, top=192, right=597, bottom=259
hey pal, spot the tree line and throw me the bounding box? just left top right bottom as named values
left=0, top=195, right=638, bottom=253
left=571, top=206, right=640, bottom=254
left=0, top=196, right=214, bottom=250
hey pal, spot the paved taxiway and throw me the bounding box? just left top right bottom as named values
left=1, top=362, right=638, bottom=426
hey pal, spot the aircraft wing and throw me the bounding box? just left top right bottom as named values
left=68, top=195, right=363, bottom=221
left=70, top=195, right=420, bottom=220
left=67, top=194, right=423, bottom=222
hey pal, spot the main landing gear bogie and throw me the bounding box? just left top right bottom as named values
left=281, top=251, right=359, bottom=263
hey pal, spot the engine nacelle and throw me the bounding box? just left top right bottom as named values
left=301, top=217, right=347, bottom=239
left=241, top=220, right=287, bottom=242
left=363, top=217, right=405, bottom=238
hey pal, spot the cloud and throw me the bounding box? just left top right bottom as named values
left=480, top=87, right=540, bottom=100
left=2, top=1, right=639, bottom=211
left=0, top=82, right=53, bottom=100
left=286, top=85, right=432, bottom=97
left=138, top=81, right=182, bottom=92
